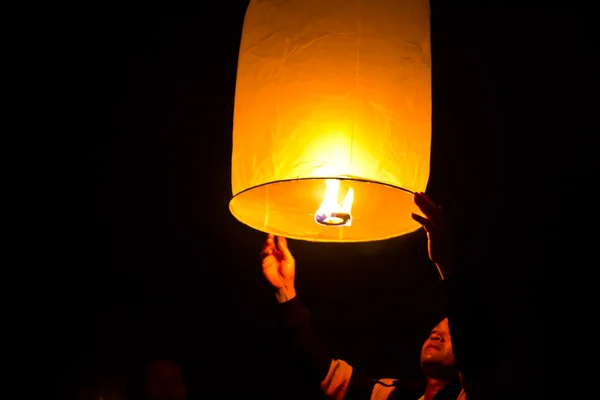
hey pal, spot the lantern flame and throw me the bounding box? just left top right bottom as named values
left=314, top=179, right=354, bottom=227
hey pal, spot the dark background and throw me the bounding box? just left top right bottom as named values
left=52, top=3, right=592, bottom=399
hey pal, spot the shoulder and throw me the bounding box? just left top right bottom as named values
left=371, top=379, right=397, bottom=400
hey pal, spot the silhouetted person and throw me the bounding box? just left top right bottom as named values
left=259, top=192, right=505, bottom=399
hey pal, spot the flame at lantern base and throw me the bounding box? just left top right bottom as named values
left=314, top=210, right=352, bottom=226
left=314, top=179, right=354, bottom=227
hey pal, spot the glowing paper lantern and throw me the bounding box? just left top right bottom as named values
left=230, top=0, right=431, bottom=242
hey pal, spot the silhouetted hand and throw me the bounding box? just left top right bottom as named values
left=411, top=192, right=455, bottom=279
left=261, top=234, right=297, bottom=302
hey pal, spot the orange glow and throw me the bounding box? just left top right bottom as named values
left=315, top=179, right=354, bottom=227
left=229, top=0, right=430, bottom=242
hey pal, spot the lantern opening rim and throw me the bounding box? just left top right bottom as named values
left=231, top=177, right=415, bottom=200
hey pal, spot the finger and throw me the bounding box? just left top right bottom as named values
left=276, top=235, right=294, bottom=260
left=265, top=234, right=275, bottom=249
left=412, top=212, right=434, bottom=232
left=266, top=233, right=274, bottom=244
left=260, top=248, right=273, bottom=258
left=414, top=192, right=443, bottom=222
left=420, top=192, right=441, bottom=210
left=261, top=234, right=276, bottom=258
left=419, top=192, right=443, bottom=214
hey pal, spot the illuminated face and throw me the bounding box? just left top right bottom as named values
left=420, top=318, right=456, bottom=372
left=144, top=359, right=186, bottom=400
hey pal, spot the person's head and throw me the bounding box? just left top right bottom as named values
left=420, top=317, right=457, bottom=380
left=143, top=358, right=187, bottom=400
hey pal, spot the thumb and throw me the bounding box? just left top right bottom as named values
left=411, top=212, right=433, bottom=232
left=276, top=236, right=294, bottom=260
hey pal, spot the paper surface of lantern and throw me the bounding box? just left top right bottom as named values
left=230, top=0, right=431, bottom=242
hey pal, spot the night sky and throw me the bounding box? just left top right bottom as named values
left=53, top=4, right=592, bottom=399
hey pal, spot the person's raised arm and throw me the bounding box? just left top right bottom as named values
left=412, top=192, right=511, bottom=399
left=260, top=234, right=399, bottom=400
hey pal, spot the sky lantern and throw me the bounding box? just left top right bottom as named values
left=230, top=0, right=431, bottom=242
